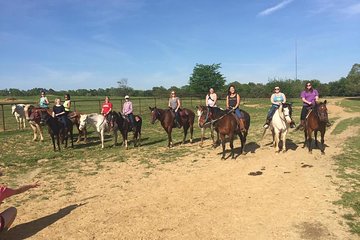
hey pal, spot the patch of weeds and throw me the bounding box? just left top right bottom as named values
left=334, top=133, right=360, bottom=235
left=331, top=117, right=360, bottom=135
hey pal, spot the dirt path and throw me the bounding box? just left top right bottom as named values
left=2, top=99, right=360, bottom=240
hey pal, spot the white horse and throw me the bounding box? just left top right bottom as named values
left=196, top=106, right=219, bottom=147
left=269, top=103, right=292, bottom=153
left=11, top=104, right=26, bottom=129
left=79, top=113, right=117, bottom=149
left=23, top=104, right=44, bottom=141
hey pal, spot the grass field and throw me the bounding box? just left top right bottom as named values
left=0, top=96, right=359, bottom=235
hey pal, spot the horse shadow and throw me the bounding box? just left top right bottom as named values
left=217, top=142, right=261, bottom=159
left=2, top=203, right=86, bottom=240
left=140, top=138, right=165, bottom=147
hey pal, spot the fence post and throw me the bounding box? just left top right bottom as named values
left=1, top=104, right=5, bottom=131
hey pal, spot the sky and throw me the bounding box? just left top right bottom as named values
left=0, top=0, right=359, bottom=91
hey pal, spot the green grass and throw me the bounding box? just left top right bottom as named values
left=335, top=98, right=360, bottom=113
left=331, top=117, right=360, bottom=135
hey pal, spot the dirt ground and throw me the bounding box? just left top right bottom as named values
left=2, top=99, right=360, bottom=240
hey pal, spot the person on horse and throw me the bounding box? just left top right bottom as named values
left=0, top=182, right=39, bottom=233
left=297, top=82, right=330, bottom=130
left=52, top=98, right=68, bottom=128
left=39, top=91, right=49, bottom=109
left=122, top=95, right=136, bottom=131
left=206, top=88, right=218, bottom=107
left=63, top=94, right=71, bottom=116
left=226, top=85, right=245, bottom=131
left=168, top=91, right=182, bottom=128
left=263, top=86, right=296, bottom=129
left=101, top=96, right=113, bottom=123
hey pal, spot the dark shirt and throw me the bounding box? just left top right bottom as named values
left=228, top=94, right=238, bottom=108
left=53, top=105, right=65, bottom=117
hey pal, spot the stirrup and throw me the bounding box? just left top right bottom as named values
left=263, top=124, right=269, bottom=129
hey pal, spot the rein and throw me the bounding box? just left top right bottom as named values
left=203, top=108, right=234, bottom=127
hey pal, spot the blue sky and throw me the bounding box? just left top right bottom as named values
left=0, top=0, right=359, bottom=90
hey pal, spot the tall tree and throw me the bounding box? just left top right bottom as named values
left=189, top=63, right=226, bottom=95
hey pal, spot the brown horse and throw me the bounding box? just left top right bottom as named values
left=67, top=111, right=87, bottom=143
left=23, top=105, right=49, bottom=141
left=198, top=106, right=250, bottom=159
left=149, top=107, right=195, bottom=148
left=108, top=111, right=142, bottom=149
left=303, top=100, right=328, bottom=154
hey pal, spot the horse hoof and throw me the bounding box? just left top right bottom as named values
left=221, top=157, right=225, bottom=160
left=190, top=139, right=193, bottom=143
left=282, top=150, right=287, bottom=153
left=321, top=152, right=325, bottom=155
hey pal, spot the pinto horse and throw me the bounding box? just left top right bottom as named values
left=196, top=105, right=219, bottom=147
left=40, top=111, right=74, bottom=151
left=149, top=107, right=195, bottom=148
left=303, top=100, right=328, bottom=154
left=11, top=104, right=26, bottom=129
left=108, top=112, right=142, bottom=149
left=23, top=105, right=47, bottom=141
left=198, top=107, right=250, bottom=159
left=67, top=111, right=87, bottom=143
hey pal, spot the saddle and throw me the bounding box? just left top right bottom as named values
left=231, top=112, right=246, bottom=132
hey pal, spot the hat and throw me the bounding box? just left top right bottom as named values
left=124, top=95, right=130, bottom=99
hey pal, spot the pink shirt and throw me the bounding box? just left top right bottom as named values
left=122, top=101, right=133, bottom=115
left=0, top=186, right=16, bottom=203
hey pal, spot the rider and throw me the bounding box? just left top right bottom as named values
left=39, top=91, right=49, bottom=109
left=101, top=96, right=113, bottom=122
left=226, top=85, right=245, bottom=131
left=206, top=88, right=217, bottom=107
left=52, top=98, right=68, bottom=128
left=63, top=94, right=71, bottom=116
left=0, top=182, right=39, bottom=233
left=122, top=95, right=136, bottom=131
left=168, top=91, right=181, bottom=128
left=263, top=86, right=296, bottom=129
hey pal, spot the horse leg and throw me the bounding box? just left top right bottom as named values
left=100, top=130, right=105, bottom=149
left=70, top=128, right=74, bottom=148
left=56, top=134, right=61, bottom=151
left=282, top=130, right=287, bottom=153
left=182, top=125, right=189, bottom=144
left=320, top=128, right=325, bottom=155
left=189, top=123, right=193, bottom=143
left=274, top=130, right=280, bottom=153
left=114, top=129, right=118, bottom=146
left=314, top=130, right=319, bottom=148
left=220, top=134, right=226, bottom=159
left=51, top=134, right=56, bottom=151
left=200, top=128, right=204, bottom=147
left=303, top=129, right=307, bottom=148
left=124, top=131, right=128, bottom=150
left=307, top=129, right=313, bottom=154
left=230, top=136, right=235, bottom=159
left=38, top=125, right=44, bottom=141
left=30, top=124, right=37, bottom=141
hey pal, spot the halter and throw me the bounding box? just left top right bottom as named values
left=202, top=108, right=234, bottom=127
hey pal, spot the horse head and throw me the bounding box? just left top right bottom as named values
left=198, top=106, right=213, bottom=128
left=11, top=105, right=16, bottom=115
left=79, top=114, right=88, bottom=131
left=149, top=106, right=159, bottom=124
left=316, top=100, right=328, bottom=123
left=24, top=104, right=33, bottom=120
left=281, top=103, right=293, bottom=124
left=39, top=110, right=51, bottom=125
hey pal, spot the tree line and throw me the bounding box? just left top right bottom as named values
left=1, top=63, right=359, bottom=98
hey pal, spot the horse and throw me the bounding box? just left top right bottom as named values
left=303, top=100, right=328, bottom=154
left=266, top=103, right=293, bottom=153
left=196, top=105, right=219, bottom=147
left=23, top=105, right=47, bottom=141
left=198, top=107, right=250, bottom=159
left=67, top=111, right=88, bottom=143
left=108, top=112, right=142, bottom=149
left=79, top=113, right=116, bottom=149
left=149, top=107, right=195, bottom=148
left=11, top=104, right=26, bottom=129
left=40, top=111, right=74, bottom=151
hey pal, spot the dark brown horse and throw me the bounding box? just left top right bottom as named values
left=303, top=100, right=328, bottom=154
left=198, top=106, right=250, bottom=159
left=67, top=111, right=87, bottom=143
left=40, top=111, right=74, bottom=151
left=149, top=107, right=195, bottom=148
left=108, top=111, right=142, bottom=149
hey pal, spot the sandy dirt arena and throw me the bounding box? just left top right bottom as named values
left=1, top=100, right=359, bottom=240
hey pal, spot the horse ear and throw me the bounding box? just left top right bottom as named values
left=324, top=100, right=327, bottom=104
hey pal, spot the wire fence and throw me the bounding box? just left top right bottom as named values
left=0, top=97, right=206, bottom=132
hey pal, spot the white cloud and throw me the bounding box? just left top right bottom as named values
left=258, top=0, right=295, bottom=16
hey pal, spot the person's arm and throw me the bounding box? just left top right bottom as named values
left=68, top=100, right=71, bottom=109
left=14, top=182, right=39, bottom=195
left=226, top=96, right=229, bottom=109
left=270, top=94, right=276, bottom=105
left=175, top=98, right=181, bottom=112
left=205, top=95, right=208, bottom=106
left=234, top=94, right=241, bottom=109
left=168, top=99, right=171, bottom=108
left=129, top=102, right=133, bottom=114
left=315, top=90, right=319, bottom=102
left=55, top=106, right=65, bottom=116
left=282, top=93, right=287, bottom=103
left=301, top=91, right=311, bottom=105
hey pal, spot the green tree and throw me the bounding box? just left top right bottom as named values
left=189, top=63, right=226, bottom=95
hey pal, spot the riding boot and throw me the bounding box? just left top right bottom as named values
left=263, top=118, right=270, bottom=129
left=326, top=120, right=331, bottom=128
left=296, top=120, right=305, bottom=131
left=238, top=118, right=246, bottom=132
